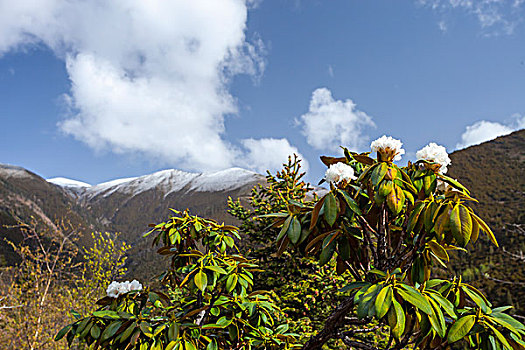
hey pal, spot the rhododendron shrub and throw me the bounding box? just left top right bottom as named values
left=267, top=137, right=525, bottom=349
left=56, top=210, right=299, bottom=349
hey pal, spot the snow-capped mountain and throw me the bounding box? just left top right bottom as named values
left=45, top=167, right=264, bottom=242
left=48, top=177, right=91, bottom=188
left=48, top=167, right=263, bottom=201
left=0, top=164, right=266, bottom=272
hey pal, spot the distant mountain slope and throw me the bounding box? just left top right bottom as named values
left=0, top=164, right=266, bottom=276
left=0, top=165, right=97, bottom=265
left=448, top=129, right=524, bottom=228
left=447, top=129, right=525, bottom=315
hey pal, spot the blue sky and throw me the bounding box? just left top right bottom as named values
left=0, top=0, right=524, bottom=184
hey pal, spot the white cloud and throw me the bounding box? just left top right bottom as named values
left=296, top=88, right=375, bottom=152
left=418, top=0, right=523, bottom=34
left=456, top=115, right=525, bottom=149
left=240, top=138, right=309, bottom=174
left=0, top=0, right=269, bottom=171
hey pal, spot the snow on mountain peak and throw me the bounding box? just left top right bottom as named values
left=49, top=167, right=263, bottom=200
left=189, top=167, right=261, bottom=192
left=48, top=177, right=92, bottom=188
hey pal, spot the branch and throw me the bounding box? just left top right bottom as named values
left=484, top=274, right=525, bottom=286
left=0, top=305, right=23, bottom=309
left=358, top=216, right=378, bottom=266
left=302, top=297, right=356, bottom=349
left=501, top=247, right=525, bottom=262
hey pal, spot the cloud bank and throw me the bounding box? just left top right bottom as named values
left=456, top=115, right=525, bottom=149
left=418, top=0, right=525, bottom=34
left=0, top=0, right=302, bottom=173
left=296, top=88, right=375, bottom=152
left=241, top=138, right=308, bottom=174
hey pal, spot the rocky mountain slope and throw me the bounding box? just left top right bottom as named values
left=0, top=164, right=98, bottom=265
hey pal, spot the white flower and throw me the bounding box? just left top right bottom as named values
left=106, top=281, right=120, bottom=298
left=106, top=280, right=143, bottom=298
left=129, top=280, right=143, bottom=291
left=118, top=281, right=131, bottom=294
left=325, top=162, right=356, bottom=183
left=416, top=142, right=451, bottom=174
left=370, top=135, right=405, bottom=161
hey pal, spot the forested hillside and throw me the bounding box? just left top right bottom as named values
left=447, top=129, right=524, bottom=316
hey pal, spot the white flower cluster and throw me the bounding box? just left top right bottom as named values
left=325, top=162, right=356, bottom=183
left=106, top=280, right=143, bottom=298
left=416, top=142, right=451, bottom=174
left=370, top=135, right=405, bottom=161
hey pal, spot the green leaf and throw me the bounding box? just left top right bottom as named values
left=379, top=180, right=394, bottom=197
left=427, top=292, right=456, bottom=319
left=371, top=163, right=388, bottom=187
left=357, top=284, right=382, bottom=319
left=428, top=240, right=449, bottom=262
left=339, top=281, right=371, bottom=293
left=101, top=321, right=123, bottom=341
left=485, top=322, right=513, bottom=350
left=184, top=340, right=197, bottom=350
left=390, top=299, right=406, bottom=339
left=118, top=322, right=136, bottom=343
left=55, top=324, right=72, bottom=341
left=397, top=284, right=432, bottom=315
left=257, top=212, right=288, bottom=218
left=288, top=216, right=302, bottom=244
left=90, top=324, right=101, bottom=339
left=407, top=202, right=425, bottom=233
left=309, top=196, right=326, bottom=230
left=205, top=265, right=227, bottom=275
left=375, top=285, right=393, bottom=319
left=194, top=270, right=208, bottom=292
left=338, top=237, right=351, bottom=260
left=226, top=274, right=238, bottom=293
left=510, top=333, right=525, bottom=347
left=487, top=316, right=522, bottom=336
left=427, top=297, right=446, bottom=338
left=276, top=216, right=292, bottom=242
left=139, top=322, right=153, bottom=338
left=166, top=341, right=179, bottom=350
left=491, top=312, right=525, bottom=330
left=450, top=204, right=472, bottom=247
left=438, top=175, right=469, bottom=194
left=471, top=213, right=499, bottom=247
left=92, top=310, right=120, bottom=319
left=168, top=322, right=180, bottom=341
left=386, top=185, right=405, bottom=215
left=76, top=318, right=90, bottom=336
left=447, top=315, right=476, bottom=343
left=462, top=285, right=489, bottom=313
left=206, top=340, right=218, bottom=350
left=424, top=201, right=438, bottom=233
left=319, top=234, right=336, bottom=266
left=324, top=192, right=338, bottom=226
left=423, top=174, right=437, bottom=196
left=337, top=190, right=362, bottom=215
